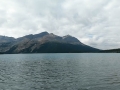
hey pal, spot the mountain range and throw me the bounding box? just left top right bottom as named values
left=0, top=32, right=100, bottom=53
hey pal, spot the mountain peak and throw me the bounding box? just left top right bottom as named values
left=35, top=31, right=49, bottom=37
left=63, top=35, right=72, bottom=38
left=17, top=31, right=49, bottom=41
left=62, top=35, right=81, bottom=44
left=38, top=31, right=49, bottom=35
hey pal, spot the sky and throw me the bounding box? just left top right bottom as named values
left=0, top=0, right=120, bottom=50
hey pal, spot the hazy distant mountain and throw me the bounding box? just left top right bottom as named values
left=101, top=48, right=120, bottom=53
left=0, top=32, right=100, bottom=53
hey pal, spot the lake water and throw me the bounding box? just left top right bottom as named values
left=0, top=54, right=120, bottom=90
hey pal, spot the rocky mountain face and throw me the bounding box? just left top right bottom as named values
left=0, top=32, right=100, bottom=53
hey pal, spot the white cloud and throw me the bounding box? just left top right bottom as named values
left=0, top=0, right=120, bottom=49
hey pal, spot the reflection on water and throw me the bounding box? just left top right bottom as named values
left=0, top=54, right=120, bottom=90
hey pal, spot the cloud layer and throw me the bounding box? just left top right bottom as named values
left=0, top=0, right=120, bottom=49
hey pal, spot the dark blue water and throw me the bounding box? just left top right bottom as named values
left=0, top=54, right=120, bottom=90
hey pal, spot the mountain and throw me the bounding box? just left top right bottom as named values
left=62, top=35, right=81, bottom=44
left=0, top=32, right=100, bottom=53
left=0, top=36, right=16, bottom=53
left=17, top=32, right=49, bottom=42
left=0, top=36, right=15, bottom=43
left=101, top=48, right=120, bottom=53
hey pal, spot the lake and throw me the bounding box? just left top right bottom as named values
left=0, top=54, right=120, bottom=90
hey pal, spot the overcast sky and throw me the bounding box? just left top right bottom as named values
left=0, top=0, right=120, bottom=49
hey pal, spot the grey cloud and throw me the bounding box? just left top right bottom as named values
left=0, top=0, right=120, bottom=49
